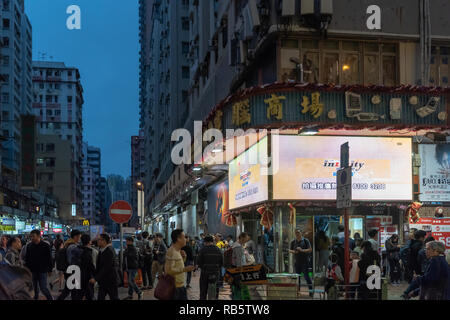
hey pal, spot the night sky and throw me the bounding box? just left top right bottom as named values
left=26, top=0, right=139, bottom=178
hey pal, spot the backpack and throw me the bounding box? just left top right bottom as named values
left=56, top=247, right=69, bottom=271
left=0, top=264, right=33, bottom=300
left=224, top=247, right=233, bottom=268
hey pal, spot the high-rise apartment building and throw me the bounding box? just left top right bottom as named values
left=139, top=0, right=190, bottom=212
left=0, top=0, right=32, bottom=177
left=32, top=61, right=84, bottom=219
left=130, top=130, right=145, bottom=228
left=81, top=142, right=96, bottom=222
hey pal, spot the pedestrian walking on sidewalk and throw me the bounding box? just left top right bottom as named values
left=182, top=235, right=194, bottom=289
left=290, top=229, right=313, bottom=297
left=24, top=230, right=54, bottom=300
left=5, top=236, right=23, bottom=267
left=197, top=235, right=223, bottom=300
left=385, top=234, right=401, bottom=285
left=139, top=232, right=153, bottom=290
left=73, top=234, right=96, bottom=300
left=57, top=230, right=83, bottom=300
left=91, top=234, right=120, bottom=300
left=123, top=237, right=143, bottom=300
left=151, top=233, right=167, bottom=287
left=165, top=229, right=196, bottom=300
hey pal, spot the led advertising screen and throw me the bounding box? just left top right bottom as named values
left=418, top=144, right=450, bottom=203
left=229, top=137, right=269, bottom=210
left=272, top=136, right=412, bottom=201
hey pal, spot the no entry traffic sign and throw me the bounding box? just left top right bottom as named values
left=109, top=201, right=133, bottom=224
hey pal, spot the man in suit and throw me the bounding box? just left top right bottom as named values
left=90, top=234, right=119, bottom=300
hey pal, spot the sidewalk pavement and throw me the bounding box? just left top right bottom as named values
left=42, top=271, right=410, bottom=301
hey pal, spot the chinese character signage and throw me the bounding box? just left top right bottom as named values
left=21, top=115, right=36, bottom=188
left=419, top=144, right=450, bottom=202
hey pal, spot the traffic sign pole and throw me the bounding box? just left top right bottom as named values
left=120, top=223, right=123, bottom=273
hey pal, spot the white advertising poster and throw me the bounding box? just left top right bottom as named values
left=272, top=136, right=413, bottom=201
left=229, top=137, right=269, bottom=210
left=419, top=144, right=450, bottom=202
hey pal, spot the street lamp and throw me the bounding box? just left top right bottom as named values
left=136, top=181, right=145, bottom=232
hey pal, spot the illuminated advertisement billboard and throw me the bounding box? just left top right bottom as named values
left=272, top=136, right=412, bottom=201
left=419, top=144, right=450, bottom=203
left=229, top=137, right=269, bottom=210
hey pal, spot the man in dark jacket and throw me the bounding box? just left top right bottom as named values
left=90, top=234, right=119, bottom=300
left=408, top=230, right=426, bottom=277
left=24, top=230, right=53, bottom=300
left=73, top=234, right=96, bottom=300
left=140, top=231, right=153, bottom=290
left=123, top=237, right=142, bottom=300
left=151, top=233, right=167, bottom=287
left=197, top=235, right=223, bottom=300
left=57, top=229, right=82, bottom=300
left=182, top=235, right=194, bottom=289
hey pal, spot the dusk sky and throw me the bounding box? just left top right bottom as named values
left=26, top=0, right=139, bottom=178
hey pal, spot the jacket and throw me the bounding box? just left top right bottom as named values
left=385, top=238, right=400, bottom=260
left=152, top=241, right=167, bottom=265
left=197, top=245, right=223, bottom=275
left=124, top=244, right=140, bottom=270
left=80, top=246, right=96, bottom=286
left=408, top=239, right=423, bottom=274
left=5, top=248, right=23, bottom=267
left=231, top=242, right=245, bottom=267
left=358, top=250, right=381, bottom=282
left=181, top=244, right=194, bottom=262
left=417, top=255, right=449, bottom=300
left=25, top=241, right=53, bottom=273
left=95, top=245, right=119, bottom=287
left=64, top=239, right=81, bottom=265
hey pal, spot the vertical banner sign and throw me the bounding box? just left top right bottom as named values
left=432, top=219, right=450, bottom=250
left=21, top=115, right=36, bottom=188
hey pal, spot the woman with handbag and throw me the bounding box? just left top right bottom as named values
left=156, top=229, right=195, bottom=300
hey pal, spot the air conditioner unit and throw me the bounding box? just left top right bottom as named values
left=301, top=0, right=333, bottom=17
left=301, top=0, right=315, bottom=15
left=282, top=0, right=296, bottom=17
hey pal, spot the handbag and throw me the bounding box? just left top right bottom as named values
left=154, top=274, right=176, bottom=300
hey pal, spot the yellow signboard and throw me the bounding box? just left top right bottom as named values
left=83, top=219, right=90, bottom=226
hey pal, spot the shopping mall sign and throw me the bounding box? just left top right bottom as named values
left=203, top=84, right=449, bottom=131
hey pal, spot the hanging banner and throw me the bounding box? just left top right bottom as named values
left=419, top=144, right=450, bottom=203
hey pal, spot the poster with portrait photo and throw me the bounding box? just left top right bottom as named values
left=206, top=181, right=236, bottom=238
left=419, top=144, right=450, bottom=202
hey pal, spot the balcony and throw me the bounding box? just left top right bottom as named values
left=32, top=102, right=42, bottom=108
left=46, top=103, right=61, bottom=109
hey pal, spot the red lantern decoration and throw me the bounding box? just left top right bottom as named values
left=223, top=211, right=237, bottom=227
left=257, top=205, right=274, bottom=230
left=407, top=202, right=422, bottom=223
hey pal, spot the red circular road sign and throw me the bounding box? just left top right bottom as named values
left=109, top=201, right=133, bottom=224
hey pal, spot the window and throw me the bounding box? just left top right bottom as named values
left=298, top=40, right=398, bottom=86
left=46, top=143, right=55, bottom=152
left=68, top=70, right=72, bottom=77
left=55, top=83, right=60, bottom=89
left=182, top=66, right=190, bottom=79
left=54, top=96, right=59, bottom=103
left=39, top=95, right=43, bottom=102
left=182, top=41, right=189, bottom=55
left=39, top=83, right=44, bottom=89
left=2, top=37, right=9, bottom=47
left=1, top=93, right=9, bottom=103
left=67, top=84, right=72, bottom=89
left=430, top=46, right=449, bottom=86
left=36, top=158, right=44, bottom=165
left=67, top=96, right=73, bottom=103
left=2, top=55, right=9, bottom=66
left=182, top=90, right=188, bottom=103
left=45, top=158, right=55, bottom=168
left=55, top=110, right=61, bottom=116
left=46, top=95, right=52, bottom=103
left=181, top=17, right=189, bottom=31
left=2, top=19, right=10, bottom=30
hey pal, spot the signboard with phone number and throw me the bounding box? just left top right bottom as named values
left=432, top=219, right=450, bottom=250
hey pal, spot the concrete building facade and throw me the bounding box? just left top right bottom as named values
left=32, top=61, right=84, bottom=219
left=130, top=130, right=145, bottom=228
left=139, top=0, right=450, bottom=219
left=0, top=0, right=33, bottom=177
